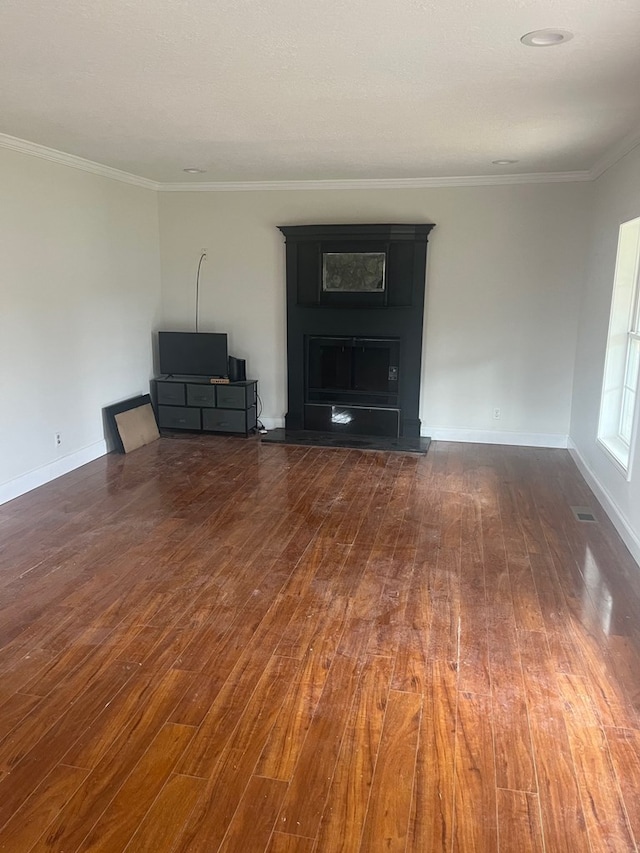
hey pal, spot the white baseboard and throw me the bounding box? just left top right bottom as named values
left=0, top=440, right=108, bottom=506
left=421, top=427, right=568, bottom=448
left=259, top=416, right=285, bottom=430
left=567, top=438, right=640, bottom=567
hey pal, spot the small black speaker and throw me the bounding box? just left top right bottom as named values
left=228, top=356, right=246, bottom=383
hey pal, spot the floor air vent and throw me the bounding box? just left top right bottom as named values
left=570, top=506, right=597, bottom=523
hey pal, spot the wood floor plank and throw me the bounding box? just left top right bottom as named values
left=426, top=547, right=460, bottom=662
left=562, top=719, right=635, bottom=852
left=507, top=553, right=546, bottom=633
left=392, top=554, right=433, bottom=691
left=0, top=439, right=638, bottom=852
left=452, top=691, right=497, bottom=852
left=556, top=670, right=635, bottom=851
left=175, top=623, right=299, bottom=780
left=569, top=625, right=639, bottom=729
left=170, top=655, right=300, bottom=853
left=487, top=603, right=536, bottom=793
left=74, top=722, right=196, bottom=853
left=255, top=647, right=333, bottom=781
left=20, top=631, right=119, bottom=698
left=348, top=540, right=395, bottom=612
left=0, top=659, right=135, bottom=825
left=527, top=550, right=595, bottom=679
left=28, top=669, right=195, bottom=852
left=605, top=726, right=640, bottom=846
left=171, top=747, right=250, bottom=852
left=116, top=625, right=167, bottom=663
left=457, top=600, right=490, bottom=695
left=406, top=659, right=457, bottom=852
left=331, top=453, right=381, bottom=546
left=0, top=763, right=89, bottom=851
left=497, top=789, right=544, bottom=853
left=518, top=630, right=590, bottom=853
left=218, top=775, right=288, bottom=853
left=123, top=773, right=206, bottom=853
left=315, top=654, right=393, bottom=852
left=391, top=625, right=431, bottom=694
left=61, top=666, right=195, bottom=769
left=275, top=569, right=350, bottom=661
left=266, top=832, right=316, bottom=853
left=0, top=692, right=43, bottom=743
left=359, top=689, right=422, bottom=852
left=0, top=647, right=59, bottom=701
left=276, top=619, right=372, bottom=840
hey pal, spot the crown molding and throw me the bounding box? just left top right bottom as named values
left=589, top=126, right=640, bottom=181
left=2, top=130, right=625, bottom=191
left=157, top=171, right=592, bottom=192
left=0, top=133, right=160, bottom=190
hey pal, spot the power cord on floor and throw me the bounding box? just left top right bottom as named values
left=256, top=392, right=268, bottom=434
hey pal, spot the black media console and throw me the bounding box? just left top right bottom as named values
left=153, top=377, right=257, bottom=437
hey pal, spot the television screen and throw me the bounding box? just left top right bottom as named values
left=158, top=331, right=228, bottom=377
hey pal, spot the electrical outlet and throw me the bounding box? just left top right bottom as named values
left=493, top=408, right=501, bottom=420
left=55, top=432, right=62, bottom=448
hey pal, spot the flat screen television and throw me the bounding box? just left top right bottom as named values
left=158, top=331, right=228, bottom=377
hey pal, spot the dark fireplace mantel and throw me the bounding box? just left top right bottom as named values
left=278, top=223, right=435, bottom=440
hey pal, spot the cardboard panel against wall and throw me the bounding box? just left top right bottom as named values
left=114, top=403, right=159, bottom=453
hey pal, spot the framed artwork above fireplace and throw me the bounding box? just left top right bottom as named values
left=322, top=252, right=386, bottom=293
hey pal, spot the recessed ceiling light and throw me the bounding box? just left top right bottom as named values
left=492, top=159, right=519, bottom=166
left=183, top=167, right=206, bottom=174
left=520, top=29, right=573, bottom=47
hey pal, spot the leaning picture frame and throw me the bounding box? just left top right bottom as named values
left=322, top=252, right=386, bottom=292
left=103, top=394, right=159, bottom=453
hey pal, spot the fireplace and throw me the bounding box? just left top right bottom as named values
left=278, top=224, right=435, bottom=442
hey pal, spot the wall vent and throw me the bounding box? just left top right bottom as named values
left=570, top=506, right=597, bottom=523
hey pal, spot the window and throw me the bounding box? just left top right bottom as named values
left=598, top=216, right=640, bottom=474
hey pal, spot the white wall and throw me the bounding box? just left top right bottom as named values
left=158, top=183, right=590, bottom=442
left=570, top=144, right=640, bottom=561
left=0, top=156, right=596, bottom=504
left=0, top=147, right=161, bottom=502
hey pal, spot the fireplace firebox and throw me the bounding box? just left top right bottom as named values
left=307, top=336, right=400, bottom=406
left=306, top=335, right=401, bottom=437
left=278, top=223, right=435, bottom=442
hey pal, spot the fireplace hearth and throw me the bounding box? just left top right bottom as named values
left=277, top=223, right=435, bottom=444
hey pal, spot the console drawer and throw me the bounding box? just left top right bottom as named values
left=156, top=382, right=185, bottom=406
left=202, top=407, right=252, bottom=434
left=158, top=405, right=201, bottom=430
left=186, top=384, right=216, bottom=407
left=216, top=384, right=255, bottom=409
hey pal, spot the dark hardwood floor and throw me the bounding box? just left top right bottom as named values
left=0, top=435, right=639, bottom=852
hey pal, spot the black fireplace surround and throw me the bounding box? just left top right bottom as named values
left=278, top=223, right=435, bottom=439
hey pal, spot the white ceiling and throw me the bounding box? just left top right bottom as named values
left=1, top=0, right=640, bottom=184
